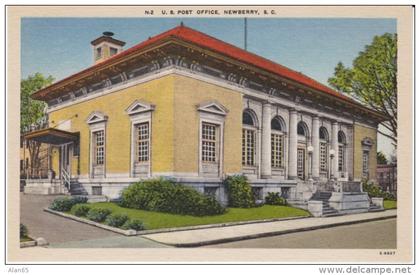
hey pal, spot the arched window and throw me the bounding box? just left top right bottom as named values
left=338, top=131, right=346, bottom=173
left=242, top=109, right=257, bottom=166
left=271, top=116, right=285, bottom=168
left=319, top=127, right=329, bottom=173
left=297, top=122, right=306, bottom=136
left=242, top=111, right=255, bottom=126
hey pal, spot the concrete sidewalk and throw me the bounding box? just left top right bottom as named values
left=143, top=209, right=397, bottom=247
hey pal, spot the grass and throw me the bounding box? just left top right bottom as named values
left=384, top=200, right=397, bottom=209
left=71, top=203, right=310, bottom=230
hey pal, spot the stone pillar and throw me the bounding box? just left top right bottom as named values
left=311, top=116, right=320, bottom=179
left=331, top=121, right=339, bottom=179
left=261, top=103, right=272, bottom=178
left=288, top=109, right=298, bottom=179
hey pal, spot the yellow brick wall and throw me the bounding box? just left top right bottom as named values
left=353, top=123, right=378, bottom=181
left=173, top=75, right=243, bottom=174
left=49, top=75, right=175, bottom=177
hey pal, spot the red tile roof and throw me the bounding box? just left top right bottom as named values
left=32, top=25, right=385, bottom=120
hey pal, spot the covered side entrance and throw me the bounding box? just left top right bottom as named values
left=22, top=128, right=79, bottom=195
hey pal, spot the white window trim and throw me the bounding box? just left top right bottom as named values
left=126, top=100, right=155, bottom=178
left=198, top=103, right=226, bottom=177
left=198, top=116, right=224, bottom=177
left=87, top=112, right=108, bottom=179
left=242, top=124, right=258, bottom=168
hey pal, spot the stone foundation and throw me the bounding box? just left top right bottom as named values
left=24, top=179, right=67, bottom=195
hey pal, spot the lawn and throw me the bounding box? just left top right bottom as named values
left=73, top=203, right=310, bottom=230
left=384, top=200, right=397, bottom=209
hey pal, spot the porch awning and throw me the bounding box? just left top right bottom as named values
left=23, top=128, right=79, bottom=145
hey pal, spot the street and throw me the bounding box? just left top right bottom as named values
left=204, top=218, right=396, bottom=249
left=21, top=193, right=396, bottom=249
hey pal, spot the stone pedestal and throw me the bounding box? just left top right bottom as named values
left=328, top=192, right=370, bottom=214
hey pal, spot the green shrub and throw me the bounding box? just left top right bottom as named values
left=71, top=196, right=88, bottom=204
left=71, top=204, right=91, bottom=217
left=224, top=175, right=255, bottom=208
left=86, top=208, right=112, bottom=222
left=104, top=213, right=129, bottom=228
left=120, top=178, right=225, bottom=216
left=363, top=181, right=396, bottom=200
left=265, top=192, right=287, bottom=206
left=20, top=223, right=28, bottom=238
left=49, top=196, right=88, bottom=212
left=121, top=219, right=145, bottom=231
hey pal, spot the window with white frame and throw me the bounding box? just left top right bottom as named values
left=93, top=130, right=105, bottom=165
left=242, top=110, right=257, bottom=166
left=197, top=101, right=227, bottom=176
left=201, top=123, right=218, bottom=163
left=271, top=134, right=284, bottom=168
left=242, top=128, right=255, bottom=166
left=271, top=117, right=285, bottom=168
left=135, top=122, right=150, bottom=163
left=125, top=100, right=155, bottom=178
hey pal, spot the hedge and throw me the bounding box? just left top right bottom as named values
left=120, top=178, right=225, bottom=216
left=49, top=196, right=88, bottom=212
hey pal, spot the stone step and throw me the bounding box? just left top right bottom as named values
left=322, top=212, right=342, bottom=217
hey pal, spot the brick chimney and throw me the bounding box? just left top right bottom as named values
left=91, top=32, right=126, bottom=64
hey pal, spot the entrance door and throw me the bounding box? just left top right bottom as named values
left=297, top=148, right=305, bottom=180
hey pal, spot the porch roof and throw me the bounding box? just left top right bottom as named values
left=23, top=128, right=79, bottom=145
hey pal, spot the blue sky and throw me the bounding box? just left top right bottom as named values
left=21, top=17, right=397, bottom=156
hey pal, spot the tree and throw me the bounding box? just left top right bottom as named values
left=21, top=73, right=54, bottom=177
left=328, top=33, right=397, bottom=146
left=377, top=151, right=388, bottom=165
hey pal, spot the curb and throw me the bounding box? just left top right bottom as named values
left=44, top=207, right=310, bottom=236
left=44, top=208, right=137, bottom=236
left=156, top=214, right=397, bottom=247
left=20, top=240, right=37, bottom=248
left=20, top=235, right=49, bottom=248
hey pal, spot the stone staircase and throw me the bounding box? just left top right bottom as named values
left=368, top=203, right=384, bottom=212
left=311, top=191, right=340, bottom=217
left=69, top=182, right=108, bottom=202
left=69, top=181, right=88, bottom=196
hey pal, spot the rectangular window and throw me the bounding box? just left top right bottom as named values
left=363, top=151, right=369, bottom=177
left=93, top=130, right=105, bottom=165
left=271, top=134, right=284, bottom=168
left=202, top=123, right=217, bottom=163
left=110, top=47, right=118, bottom=56
left=204, top=187, right=218, bottom=198
left=320, top=142, right=328, bottom=172
left=338, top=145, right=344, bottom=172
left=136, top=122, right=150, bottom=163
left=242, top=129, right=255, bottom=166
left=92, top=186, right=102, bottom=196
left=95, top=47, right=102, bottom=60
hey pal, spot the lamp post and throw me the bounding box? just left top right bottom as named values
left=307, top=145, right=314, bottom=180
left=329, top=149, right=335, bottom=180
